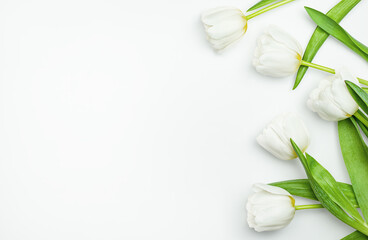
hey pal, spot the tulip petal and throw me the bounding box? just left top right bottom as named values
left=201, top=7, right=242, bottom=25
left=307, top=67, right=359, bottom=121
left=201, top=6, right=247, bottom=51
left=253, top=25, right=302, bottom=78
left=252, top=183, right=292, bottom=196
left=206, top=17, right=246, bottom=40
left=257, top=113, right=309, bottom=160
left=283, top=114, right=310, bottom=152
left=332, top=68, right=359, bottom=115
left=208, top=28, right=246, bottom=51
left=266, top=25, right=303, bottom=55
left=247, top=184, right=295, bottom=232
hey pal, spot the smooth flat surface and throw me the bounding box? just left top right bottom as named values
left=0, top=0, right=368, bottom=239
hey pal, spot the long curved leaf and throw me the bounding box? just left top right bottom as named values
left=346, top=81, right=368, bottom=115
left=270, top=179, right=358, bottom=206
left=342, top=231, right=368, bottom=240
left=305, top=7, right=368, bottom=61
left=356, top=117, right=368, bottom=139
left=291, top=140, right=368, bottom=234
left=305, top=153, right=364, bottom=222
left=293, top=0, right=361, bottom=89
left=247, top=0, right=279, bottom=12
left=338, top=118, right=368, bottom=221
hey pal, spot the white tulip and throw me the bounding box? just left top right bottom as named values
left=201, top=7, right=247, bottom=51
left=257, top=113, right=309, bottom=160
left=307, top=67, right=359, bottom=121
left=253, top=25, right=303, bottom=77
left=247, top=183, right=296, bottom=232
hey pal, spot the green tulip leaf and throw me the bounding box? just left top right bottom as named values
left=270, top=179, right=316, bottom=199
left=351, top=37, right=368, bottom=56
left=294, top=0, right=361, bottom=89
left=270, top=179, right=358, bottom=207
left=338, top=118, right=368, bottom=221
left=247, top=0, right=279, bottom=12
left=305, top=153, right=364, bottom=222
left=355, top=117, right=368, bottom=139
left=346, top=81, right=368, bottom=116
left=305, top=7, right=368, bottom=62
left=342, top=231, right=368, bottom=240
left=291, top=140, right=368, bottom=234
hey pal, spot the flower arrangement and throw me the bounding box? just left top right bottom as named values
left=201, top=0, right=368, bottom=238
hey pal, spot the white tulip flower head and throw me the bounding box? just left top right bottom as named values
left=201, top=7, right=247, bottom=51
left=257, top=113, right=310, bottom=160
left=247, top=183, right=296, bottom=232
left=253, top=25, right=303, bottom=77
left=307, top=67, right=359, bottom=121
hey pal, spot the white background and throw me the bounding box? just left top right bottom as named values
left=0, top=0, right=368, bottom=239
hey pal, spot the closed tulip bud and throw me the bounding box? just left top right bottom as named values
left=201, top=7, right=247, bottom=51
left=257, top=113, right=310, bottom=160
left=253, top=25, right=303, bottom=77
left=307, top=67, right=359, bottom=121
left=247, top=183, right=296, bottom=232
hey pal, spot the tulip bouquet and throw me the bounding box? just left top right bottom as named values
left=201, top=0, right=368, bottom=239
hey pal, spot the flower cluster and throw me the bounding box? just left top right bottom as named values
left=201, top=0, right=368, bottom=238
left=253, top=26, right=359, bottom=122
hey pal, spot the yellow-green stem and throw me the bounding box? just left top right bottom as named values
left=358, top=77, right=368, bottom=86
left=300, top=60, right=368, bottom=86
left=295, top=204, right=323, bottom=210
left=300, top=60, right=335, bottom=74
left=246, top=0, right=296, bottom=20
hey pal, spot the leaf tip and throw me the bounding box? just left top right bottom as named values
left=304, top=6, right=311, bottom=13
left=292, top=81, right=299, bottom=90
left=290, top=138, right=298, bottom=151
left=345, top=80, right=357, bottom=90
left=246, top=7, right=255, bottom=12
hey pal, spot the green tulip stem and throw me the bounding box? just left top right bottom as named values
left=300, top=60, right=368, bottom=86
left=357, top=77, right=368, bottom=86
left=295, top=204, right=324, bottom=210
left=354, top=110, right=368, bottom=128
left=300, top=60, right=335, bottom=74
left=245, top=0, right=296, bottom=20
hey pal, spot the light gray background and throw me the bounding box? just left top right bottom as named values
left=0, top=0, right=367, bottom=239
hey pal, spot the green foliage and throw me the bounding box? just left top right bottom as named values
left=291, top=140, right=368, bottom=235
left=342, top=231, right=368, bottom=240
left=294, top=0, right=361, bottom=89
left=355, top=117, right=368, bottom=138
left=338, top=118, right=368, bottom=221
left=270, top=179, right=358, bottom=207
left=247, top=0, right=280, bottom=12
left=346, top=81, right=368, bottom=116
left=305, top=7, right=368, bottom=61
